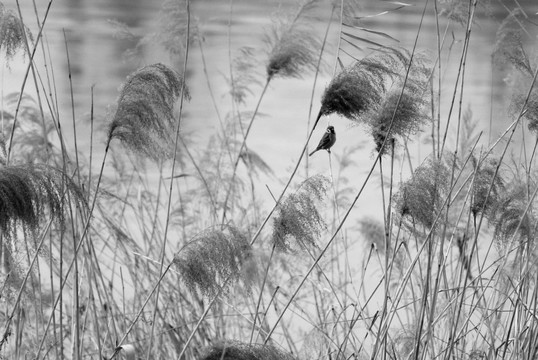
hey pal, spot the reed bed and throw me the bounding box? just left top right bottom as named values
left=1, top=0, right=538, bottom=359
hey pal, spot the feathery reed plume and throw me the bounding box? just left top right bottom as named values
left=0, top=3, right=32, bottom=63
left=470, top=156, right=503, bottom=218
left=229, top=47, right=263, bottom=104
left=394, top=158, right=450, bottom=230
left=319, top=64, right=382, bottom=121
left=107, top=63, right=188, bottom=160
left=0, top=163, right=85, bottom=235
left=156, top=0, right=200, bottom=60
left=110, top=0, right=200, bottom=63
left=316, top=48, right=406, bottom=129
left=492, top=9, right=532, bottom=76
left=272, top=174, right=329, bottom=252
left=265, top=0, right=321, bottom=79
left=200, top=340, right=298, bottom=360
left=239, top=148, right=274, bottom=177
left=2, top=93, right=60, bottom=165
left=513, top=89, right=538, bottom=133
left=173, top=226, right=254, bottom=297
left=367, top=88, right=428, bottom=154
left=490, top=178, right=536, bottom=249
left=358, top=217, right=386, bottom=253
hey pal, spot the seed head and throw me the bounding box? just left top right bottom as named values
left=108, top=63, right=188, bottom=160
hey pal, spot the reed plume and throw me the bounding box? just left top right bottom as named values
left=272, top=174, right=329, bottom=252
left=493, top=9, right=532, bottom=76
left=394, top=158, right=450, bottom=230
left=0, top=163, right=85, bottom=235
left=490, top=178, right=536, bottom=249
left=2, top=93, right=60, bottom=165
left=107, top=63, right=187, bottom=160
left=156, top=0, right=200, bottom=60
left=470, top=156, right=503, bottom=218
left=265, top=0, right=321, bottom=79
left=239, top=147, right=273, bottom=177
left=319, top=63, right=383, bottom=121
left=200, top=340, right=298, bottom=360
left=173, top=225, right=254, bottom=297
left=513, top=89, right=538, bottom=134
left=367, top=88, right=428, bottom=154
left=229, top=47, right=262, bottom=105
left=358, top=217, right=386, bottom=253
left=109, top=0, right=199, bottom=64
left=0, top=3, right=32, bottom=63
left=315, top=48, right=407, bottom=129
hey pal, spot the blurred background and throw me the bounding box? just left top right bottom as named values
left=4, top=0, right=538, bottom=213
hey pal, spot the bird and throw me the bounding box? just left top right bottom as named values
left=309, top=125, right=336, bottom=156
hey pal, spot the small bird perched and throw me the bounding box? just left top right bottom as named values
left=309, top=125, right=336, bottom=156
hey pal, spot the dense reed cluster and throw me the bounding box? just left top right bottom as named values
left=318, top=48, right=429, bottom=152
left=3, top=0, right=538, bottom=359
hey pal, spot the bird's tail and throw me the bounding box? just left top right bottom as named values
left=309, top=149, right=317, bottom=156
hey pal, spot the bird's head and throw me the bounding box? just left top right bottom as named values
left=327, top=126, right=335, bottom=133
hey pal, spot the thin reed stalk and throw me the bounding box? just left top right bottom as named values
left=305, top=5, right=335, bottom=176
left=220, top=78, right=271, bottom=223
left=146, top=0, right=191, bottom=356
left=439, top=0, right=479, bottom=156
left=6, top=0, right=52, bottom=163
left=249, top=244, right=276, bottom=345
left=15, top=0, right=49, bottom=160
